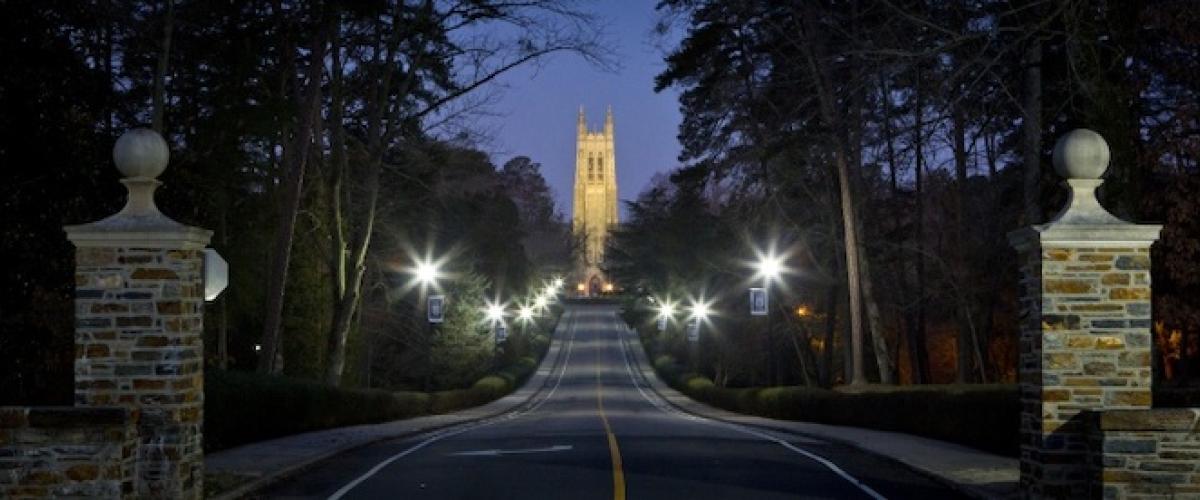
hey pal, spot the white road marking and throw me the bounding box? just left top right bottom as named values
left=608, top=315, right=889, bottom=500
left=448, top=444, right=573, bottom=457
left=326, top=310, right=582, bottom=500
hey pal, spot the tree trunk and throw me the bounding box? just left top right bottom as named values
left=217, top=207, right=229, bottom=370
left=1022, top=39, right=1043, bottom=224
left=259, top=26, right=327, bottom=374
left=151, top=0, right=173, bottom=133
left=952, top=104, right=973, bottom=383
left=801, top=13, right=867, bottom=386
left=325, top=12, right=395, bottom=384
left=788, top=326, right=815, bottom=387
left=858, top=251, right=892, bottom=383
left=820, top=283, right=838, bottom=388
left=911, top=67, right=931, bottom=384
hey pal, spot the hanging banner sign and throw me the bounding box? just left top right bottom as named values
left=687, top=319, right=699, bottom=343
left=656, top=316, right=667, bottom=332
left=496, top=323, right=508, bottom=343
left=428, top=295, right=446, bottom=324
left=749, top=287, right=768, bottom=316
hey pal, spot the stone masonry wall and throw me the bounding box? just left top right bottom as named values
left=0, top=407, right=135, bottom=498
left=1018, top=244, right=1154, bottom=498
left=1089, top=409, right=1200, bottom=499
left=73, top=246, right=205, bottom=498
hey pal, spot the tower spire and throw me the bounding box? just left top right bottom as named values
left=604, top=105, right=613, bottom=136
left=578, top=106, right=586, bottom=137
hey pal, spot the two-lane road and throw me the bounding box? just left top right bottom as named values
left=260, top=304, right=964, bottom=499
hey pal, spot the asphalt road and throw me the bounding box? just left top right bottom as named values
left=258, top=304, right=965, bottom=500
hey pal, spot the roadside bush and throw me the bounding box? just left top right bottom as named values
left=204, top=370, right=429, bottom=452
left=654, top=354, right=681, bottom=381
left=206, top=311, right=560, bottom=452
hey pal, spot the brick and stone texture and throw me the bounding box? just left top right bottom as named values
left=72, top=245, right=206, bottom=499
left=0, top=407, right=136, bottom=498
left=1088, top=409, right=1200, bottom=499
left=1012, top=240, right=1157, bottom=498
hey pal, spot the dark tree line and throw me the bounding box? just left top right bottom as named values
left=609, top=0, right=1200, bottom=387
left=0, top=0, right=597, bottom=403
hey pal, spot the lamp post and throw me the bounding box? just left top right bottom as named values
left=655, top=299, right=676, bottom=332
left=754, top=252, right=785, bottom=385
left=412, top=257, right=443, bottom=392
left=485, top=301, right=506, bottom=368
left=687, top=298, right=711, bottom=373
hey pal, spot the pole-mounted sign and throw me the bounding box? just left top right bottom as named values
left=428, top=295, right=445, bottom=324
left=749, top=287, right=768, bottom=316
left=656, top=316, right=667, bottom=332
left=686, top=319, right=699, bottom=343
left=203, top=248, right=228, bottom=301
left=496, top=323, right=508, bottom=343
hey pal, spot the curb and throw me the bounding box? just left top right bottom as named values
left=615, top=324, right=1014, bottom=500
left=208, top=310, right=576, bottom=500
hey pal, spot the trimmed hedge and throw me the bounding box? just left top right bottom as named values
left=205, top=355, right=546, bottom=453
left=650, top=353, right=1020, bottom=456
left=429, top=355, right=540, bottom=414
left=204, top=370, right=430, bottom=452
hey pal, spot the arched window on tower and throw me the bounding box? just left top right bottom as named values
left=597, top=155, right=603, bottom=180
left=587, top=157, right=594, bottom=181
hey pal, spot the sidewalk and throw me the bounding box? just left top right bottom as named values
left=617, top=325, right=1020, bottom=500
left=203, top=313, right=574, bottom=500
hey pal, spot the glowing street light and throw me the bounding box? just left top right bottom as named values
left=655, top=299, right=677, bottom=332
left=534, top=295, right=548, bottom=311
left=518, top=305, right=535, bottom=323
left=553, top=277, right=565, bottom=289
left=485, top=302, right=506, bottom=324
left=754, top=252, right=786, bottom=284
left=417, top=261, right=439, bottom=285
left=751, top=246, right=789, bottom=385
left=690, top=300, right=711, bottom=321
left=685, top=297, right=711, bottom=362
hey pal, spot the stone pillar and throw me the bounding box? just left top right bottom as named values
left=65, top=129, right=212, bottom=499
left=1009, top=129, right=1161, bottom=499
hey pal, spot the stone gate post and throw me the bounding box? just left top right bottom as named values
left=65, top=129, right=212, bottom=499
left=1009, top=129, right=1161, bottom=498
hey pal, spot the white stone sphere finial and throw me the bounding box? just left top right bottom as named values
left=1052, top=128, right=1110, bottom=180
left=113, top=128, right=169, bottom=179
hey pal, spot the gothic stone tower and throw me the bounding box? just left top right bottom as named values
left=572, top=106, right=618, bottom=295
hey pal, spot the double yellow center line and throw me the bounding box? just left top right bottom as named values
left=596, top=326, right=626, bottom=500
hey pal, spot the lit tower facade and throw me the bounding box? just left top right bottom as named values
left=572, top=106, right=619, bottom=296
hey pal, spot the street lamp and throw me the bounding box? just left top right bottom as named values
left=689, top=300, right=710, bottom=322
left=518, top=305, right=534, bottom=324
left=754, top=253, right=784, bottom=283
left=655, top=298, right=677, bottom=332
left=408, top=255, right=445, bottom=391
left=686, top=297, right=711, bottom=372
left=753, top=250, right=788, bottom=386
left=414, top=259, right=441, bottom=288
left=485, top=302, right=506, bottom=324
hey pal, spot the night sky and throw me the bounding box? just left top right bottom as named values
left=479, top=1, right=682, bottom=220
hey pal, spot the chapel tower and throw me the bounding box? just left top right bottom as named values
left=572, top=106, right=619, bottom=295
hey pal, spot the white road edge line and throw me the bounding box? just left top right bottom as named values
left=326, top=310, right=582, bottom=500
left=609, top=315, right=888, bottom=500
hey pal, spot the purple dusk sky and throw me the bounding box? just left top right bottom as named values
left=478, top=1, right=683, bottom=220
